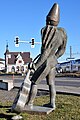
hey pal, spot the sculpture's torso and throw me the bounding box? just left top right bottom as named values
left=35, top=25, right=67, bottom=69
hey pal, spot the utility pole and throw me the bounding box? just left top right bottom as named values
left=66, top=46, right=74, bottom=72
left=66, top=46, right=74, bottom=60
left=70, top=46, right=72, bottom=58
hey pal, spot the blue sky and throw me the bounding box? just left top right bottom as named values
left=0, top=0, right=80, bottom=62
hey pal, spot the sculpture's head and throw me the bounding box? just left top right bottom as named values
left=46, top=3, right=60, bottom=26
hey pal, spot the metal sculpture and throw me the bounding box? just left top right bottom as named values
left=11, top=3, right=67, bottom=113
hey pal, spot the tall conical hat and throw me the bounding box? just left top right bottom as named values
left=46, top=3, right=60, bottom=26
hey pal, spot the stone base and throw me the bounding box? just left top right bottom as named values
left=0, top=80, right=13, bottom=91
left=23, top=105, right=55, bottom=114
left=11, top=115, right=23, bottom=120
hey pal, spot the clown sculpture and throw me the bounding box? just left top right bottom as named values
left=11, top=3, right=67, bottom=112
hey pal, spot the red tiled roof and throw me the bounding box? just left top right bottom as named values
left=6, top=52, right=32, bottom=64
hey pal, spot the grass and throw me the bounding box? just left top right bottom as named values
left=0, top=94, right=80, bottom=120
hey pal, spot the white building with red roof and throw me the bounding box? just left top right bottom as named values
left=4, top=44, right=32, bottom=73
left=0, top=58, right=5, bottom=71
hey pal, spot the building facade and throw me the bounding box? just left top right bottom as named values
left=4, top=45, right=32, bottom=73
left=0, top=58, right=5, bottom=71
left=57, top=59, right=80, bottom=73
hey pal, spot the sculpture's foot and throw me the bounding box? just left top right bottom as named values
left=43, top=103, right=56, bottom=109
left=25, top=103, right=33, bottom=110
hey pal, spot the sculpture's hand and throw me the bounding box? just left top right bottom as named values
left=28, top=62, right=36, bottom=71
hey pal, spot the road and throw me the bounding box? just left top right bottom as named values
left=39, top=77, right=80, bottom=87
left=0, top=75, right=80, bottom=95
left=55, top=77, right=80, bottom=87
left=0, top=75, right=80, bottom=88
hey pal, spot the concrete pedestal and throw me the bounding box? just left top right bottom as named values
left=0, top=80, right=13, bottom=91
left=23, top=105, right=55, bottom=114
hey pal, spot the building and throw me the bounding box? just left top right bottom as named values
left=57, top=59, right=80, bottom=73
left=4, top=44, right=32, bottom=73
left=0, top=58, right=5, bottom=71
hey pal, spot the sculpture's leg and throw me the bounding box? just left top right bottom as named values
left=25, top=61, right=50, bottom=108
left=49, top=68, right=56, bottom=109
left=43, top=67, right=56, bottom=109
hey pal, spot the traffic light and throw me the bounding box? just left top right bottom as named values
left=16, top=37, right=19, bottom=44
left=15, top=36, right=19, bottom=47
left=31, top=38, right=35, bottom=48
left=31, top=38, right=34, bottom=45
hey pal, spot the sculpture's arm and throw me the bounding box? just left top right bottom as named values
left=55, top=28, right=67, bottom=58
left=55, top=40, right=66, bottom=58
left=28, top=54, right=41, bottom=72
left=33, top=54, right=41, bottom=63
left=35, top=26, right=56, bottom=68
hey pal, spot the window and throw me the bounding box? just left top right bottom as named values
left=19, top=60, right=22, bottom=63
left=21, top=66, right=24, bottom=71
left=16, top=66, right=19, bottom=71
left=11, top=66, right=15, bottom=72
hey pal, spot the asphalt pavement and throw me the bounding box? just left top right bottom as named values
left=37, top=77, right=80, bottom=96
left=0, top=75, right=80, bottom=96
left=13, top=76, right=80, bottom=96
